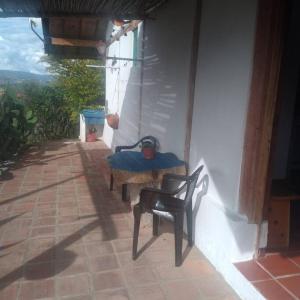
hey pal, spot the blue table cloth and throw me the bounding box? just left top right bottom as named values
left=81, top=109, right=105, bottom=125
left=107, top=151, right=185, bottom=172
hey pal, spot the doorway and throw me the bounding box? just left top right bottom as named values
left=265, top=0, right=300, bottom=251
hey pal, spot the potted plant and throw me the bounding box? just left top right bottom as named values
left=86, top=126, right=97, bottom=142
left=106, top=113, right=119, bottom=129
left=141, top=141, right=156, bottom=159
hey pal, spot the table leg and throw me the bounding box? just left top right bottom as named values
left=122, top=184, right=128, bottom=202
left=110, top=174, right=114, bottom=191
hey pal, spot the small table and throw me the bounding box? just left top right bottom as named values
left=107, top=151, right=186, bottom=201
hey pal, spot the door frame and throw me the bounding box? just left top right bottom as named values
left=239, top=0, right=287, bottom=224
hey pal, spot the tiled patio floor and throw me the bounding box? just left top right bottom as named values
left=0, top=140, right=239, bottom=300
left=235, top=252, right=300, bottom=300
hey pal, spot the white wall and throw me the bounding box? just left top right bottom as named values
left=139, top=1, right=195, bottom=158
left=103, top=0, right=195, bottom=159
left=189, top=0, right=262, bottom=298
left=104, top=0, right=265, bottom=298
left=103, top=24, right=143, bottom=150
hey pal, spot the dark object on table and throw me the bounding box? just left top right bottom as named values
left=132, top=165, right=203, bottom=266
left=110, top=136, right=159, bottom=195
left=141, top=140, right=156, bottom=159
left=115, top=136, right=158, bottom=153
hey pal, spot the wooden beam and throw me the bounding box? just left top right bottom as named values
left=184, top=0, right=202, bottom=167
left=51, top=37, right=106, bottom=54
left=106, top=20, right=142, bottom=47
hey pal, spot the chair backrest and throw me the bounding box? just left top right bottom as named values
left=184, top=165, right=203, bottom=205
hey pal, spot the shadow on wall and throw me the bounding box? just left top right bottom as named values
left=107, top=0, right=195, bottom=159
left=108, top=36, right=182, bottom=158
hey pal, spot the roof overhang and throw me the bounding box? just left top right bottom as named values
left=0, top=0, right=166, bottom=19
left=0, top=0, right=166, bottom=59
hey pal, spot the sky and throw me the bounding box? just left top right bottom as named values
left=0, top=17, right=48, bottom=74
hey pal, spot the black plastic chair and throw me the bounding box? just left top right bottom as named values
left=132, top=165, right=203, bottom=266
left=110, top=136, right=158, bottom=201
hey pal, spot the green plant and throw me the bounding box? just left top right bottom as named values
left=22, top=83, right=76, bottom=141
left=0, top=91, right=37, bottom=160
left=41, top=56, right=105, bottom=122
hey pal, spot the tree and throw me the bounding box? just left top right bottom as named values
left=42, top=56, right=105, bottom=121
left=22, top=82, right=75, bottom=141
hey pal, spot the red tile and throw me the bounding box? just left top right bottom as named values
left=235, top=260, right=271, bottom=281
left=92, top=271, right=125, bottom=291
left=56, top=273, right=91, bottom=297
left=56, top=257, right=88, bottom=276
left=0, top=283, right=19, bottom=300
left=88, top=255, right=119, bottom=272
left=257, top=254, right=300, bottom=277
left=287, top=252, right=300, bottom=267
left=24, top=262, right=55, bottom=280
left=94, top=289, right=130, bottom=300
left=253, top=280, right=295, bottom=300
left=123, top=266, right=157, bottom=287
left=278, top=275, right=300, bottom=298
left=19, top=279, right=55, bottom=300
left=31, top=226, right=55, bottom=237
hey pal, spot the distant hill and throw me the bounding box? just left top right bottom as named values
left=0, top=70, right=53, bottom=85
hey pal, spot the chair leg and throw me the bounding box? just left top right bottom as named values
left=174, top=212, right=184, bottom=267
left=153, top=214, right=159, bottom=236
left=186, top=202, right=194, bottom=247
left=110, top=174, right=114, bottom=191
left=132, top=206, right=141, bottom=260
left=122, top=184, right=128, bottom=202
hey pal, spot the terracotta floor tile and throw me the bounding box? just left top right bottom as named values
left=32, top=217, right=56, bottom=227
left=31, top=226, right=55, bottom=238
left=61, top=295, right=93, bottom=300
left=235, top=260, right=271, bottom=281
left=0, top=141, right=240, bottom=300
left=56, top=257, right=89, bottom=276
left=257, top=254, right=300, bottom=277
left=24, top=261, right=55, bottom=280
left=88, top=254, right=119, bottom=273
left=92, top=270, right=125, bottom=291
left=112, top=239, right=132, bottom=253
left=117, top=251, right=151, bottom=268
left=161, top=280, right=201, bottom=300
left=195, top=275, right=236, bottom=299
left=153, top=264, right=185, bottom=281
left=181, top=258, right=216, bottom=278
left=56, top=273, right=91, bottom=297
left=124, top=266, right=158, bottom=287
left=278, top=274, right=300, bottom=298
left=84, top=241, right=114, bottom=257
left=0, top=282, right=19, bottom=300
left=56, top=244, right=86, bottom=261
left=253, top=279, right=295, bottom=300
left=287, top=253, right=300, bottom=267
left=94, top=288, right=130, bottom=300
left=19, top=279, right=55, bottom=300
left=130, top=284, right=165, bottom=300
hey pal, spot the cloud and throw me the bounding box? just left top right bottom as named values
left=0, top=18, right=48, bottom=74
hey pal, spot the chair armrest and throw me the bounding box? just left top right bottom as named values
left=163, top=173, right=188, bottom=181
left=140, top=187, right=173, bottom=196
left=139, top=188, right=184, bottom=212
